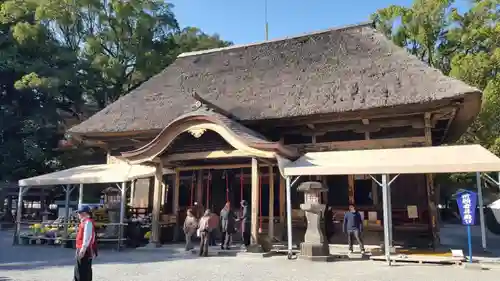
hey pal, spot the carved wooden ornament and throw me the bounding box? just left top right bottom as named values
left=188, top=128, right=206, bottom=138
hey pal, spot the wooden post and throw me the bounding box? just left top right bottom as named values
left=372, top=180, right=379, bottom=206
left=251, top=157, right=260, bottom=244
left=173, top=170, right=180, bottom=214
left=173, top=169, right=180, bottom=241
left=150, top=162, right=163, bottom=247
left=321, top=176, right=328, bottom=205
left=279, top=175, right=286, bottom=240
left=348, top=175, right=355, bottom=204
left=424, top=112, right=439, bottom=248
left=268, top=166, right=275, bottom=240
left=196, top=170, right=203, bottom=205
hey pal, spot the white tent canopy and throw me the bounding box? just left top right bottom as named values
left=18, top=164, right=174, bottom=187
left=284, top=144, right=500, bottom=176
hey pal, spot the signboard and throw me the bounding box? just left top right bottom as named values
left=407, top=205, right=419, bottom=219
left=456, top=191, right=477, bottom=225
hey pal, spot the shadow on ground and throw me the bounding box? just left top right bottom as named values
left=0, top=244, right=230, bottom=271
left=0, top=231, right=240, bottom=271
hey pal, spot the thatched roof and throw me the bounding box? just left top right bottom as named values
left=69, top=22, right=480, bottom=135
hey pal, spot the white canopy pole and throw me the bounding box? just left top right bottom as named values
left=387, top=176, right=393, bottom=248
left=476, top=172, right=487, bottom=250
left=381, top=174, right=392, bottom=266
left=129, top=180, right=136, bottom=206
left=498, top=172, right=500, bottom=190
left=78, top=183, right=84, bottom=208
left=285, top=176, right=293, bottom=259
left=63, top=185, right=72, bottom=241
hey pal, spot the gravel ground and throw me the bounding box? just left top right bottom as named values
left=1, top=231, right=499, bottom=281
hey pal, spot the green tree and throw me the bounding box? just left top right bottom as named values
left=0, top=0, right=83, bottom=180
left=373, top=0, right=499, bottom=153
left=0, top=0, right=232, bottom=182
left=173, top=27, right=231, bottom=54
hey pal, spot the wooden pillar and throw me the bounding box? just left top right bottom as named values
left=348, top=175, right=355, bottom=204
left=372, top=180, right=379, bottom=206
left=251, top=157, right=260, bottom=244
left=173, top=169, right=180, bottom=241
left=40, top=188, right=48, bottom=221
left=424, top=113, right=439, bottom=247
left=279, top=174, right=286, bottom=240
left=150, top=162, right=163, bottom=246
left=196, top=170, right=203, bottom=205
left=173, top=170, right=180, bottom=214
left=268, top=166, right=274, bottom=240
left=322, top=176, right=328, bottom=205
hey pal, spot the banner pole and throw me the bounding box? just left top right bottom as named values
left=467, top=224, right=472, bottom=263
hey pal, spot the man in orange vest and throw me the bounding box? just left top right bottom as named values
left=74, top=205, right=98, bottom=281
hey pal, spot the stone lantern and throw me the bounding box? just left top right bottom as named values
left=297, top=181, right=332, bottom=261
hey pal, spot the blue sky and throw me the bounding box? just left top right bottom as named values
left=169, top=0, right=470, bottom=44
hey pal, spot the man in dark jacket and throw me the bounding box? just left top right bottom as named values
left=220, top=202, right=236, bottom=250
left=238, top=200, right=251, bottom=249
left=343, top=204, right=365, bottom=254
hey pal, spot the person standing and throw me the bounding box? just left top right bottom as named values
left=238, top=200, right=251, bottom=249
left=74, top=206, right=98, bottom=281
left=208, top=209, right=219, bottom=246
left=324, top=206, right=334, bottom=244
left=198, top=209, right=212, bottom=257
left=220, top=202, right=236, bottom=250
left=183, top=209, right=198, bottom=251
left=343, top=204, right=365, bottom=254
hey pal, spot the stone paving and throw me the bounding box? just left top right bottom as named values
left=1, top=230, right=500, bottom=281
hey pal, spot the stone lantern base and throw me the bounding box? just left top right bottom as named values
left=299, top=242, right=334, bottom=262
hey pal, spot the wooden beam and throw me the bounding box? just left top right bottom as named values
left=251, top=158, right=260, bottom=245
left=424, top=113, right=439, bottom=248
left=177, top=163, right=272, bottom=171
left=284, top=117, right=425, bottom=135
left=268, top=166, right=275, bottom=240
left=163, top=150, right=255, bottom=162
left=293, top=137, right=427, bottom=152
left=256, top=102, right=460, bottom=128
